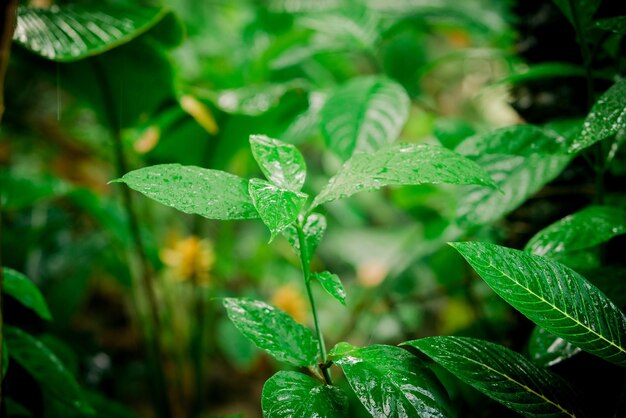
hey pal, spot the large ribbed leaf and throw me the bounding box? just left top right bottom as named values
left=529, top=327, right=582, bottom=367
left=312, top=144, right=496, bottom=207
left=320, top=76, right=409, bottom=161
left=525, top=206, right=626, bottom=257
left=249, top=135, right=307, bottom=192
left=5, top=327, right=93, bottom=415
left=456, top=154, right=571, bottom=226
left=222, top=298, right=319, bottom=367
left=262, top=371, right=348, bottom=418
left=330, top=343, right=452, bottom=417
left=569, top=78, right=626, bottom=153
left=451, top=242, right=626, bottom=367
left=3, top=268, right=52, bottom=321
left=455, top=124, right=568, bottom=156
left=406, top=336, right=583, bottom=417
left=111, top=164, right=258, bottom=220
left=248, top=179, right=308, bottom=240
left=14, top=4, right=171, bottom=62
left=596, top=16, right=626, bottom=34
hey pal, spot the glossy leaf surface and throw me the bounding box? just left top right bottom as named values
left=569, top=78, right=626, bottom=153
left=5, top=327, right=93, bottom=414
left=331, top=344, right=451, bottom=417
left=455, top=124, right=568, bottom=156
left=312, top=271, right=346, bottom=305
left=320, top=76, right=409, bottom=161
left=529, top=327, right=581, bottom=367
left=525, top=206, right=626, bottom=257
left=456, top=154, right=571, bottom=226
left=3, top=268, right=52, bottom=320
left=222, top=298, right=319, bottom=367
left=313, top=144, right=496, bottom=207
left=283, top=213, right=327, bottom=268
left=248, top=179, right=308, bottom=240
left=14, top=4, right=170, bottom=62
left=112, top=164, right=258, bottom=220
left=262, top=371, right=347, bottom=418
left=596, top=16, right=626, bottom=34
left=451, top=242, right=626, bottom=367
left=250, top=135, right=306, bottom=191
left=407, top=336, right=582, bottom=417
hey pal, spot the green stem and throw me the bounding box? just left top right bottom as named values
left=89, top=56, right=172, bottom=418
left=568, top=0, right=606, bottom=204
left=295, top=224, right=332, bottom=385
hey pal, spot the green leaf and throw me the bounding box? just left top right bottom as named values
left=552, top=0, right=600, bottom=31
left=111, top=164, right=258, bottom=220
left=282, top=213, right=327, bottom=268
left=569, top=78, right=626, bottom=153
left=456, top=153, right=571, bottom=226
left=14, top=4, right=171, bottom=62
left=529, top=327, right=581, bottom=367
left=524, top=206, right=626, bottom=257
left=248, top=179, right=308, bottom=240
left=496, top=62, right=586, bottom=85
left=312, top=144, right=496, bottom=207
left=332, top=344, right=452, bottom=417
left=262, top=371, right=348, bottom=418
left=3, top=268, right=52, bottom=320
left=5, top=327, right=93, bottom=415
left=320, top=76, right=410, bottom=161
left=53, top=36, right=175, bottom=128
left=406, top=336, right=583, bottom=417
left=312, top=271, right=346, bottom=305
left=222, top=298, right=319, bottom=367
left=455, top=125, right=568, bottom=156
left=0, top=171, right=71, bottom=210
left=249, top=135, right=307, bottom=191
left=596, top=16, right=626, bottom=34
left=451, top=241, right=626, bottom=367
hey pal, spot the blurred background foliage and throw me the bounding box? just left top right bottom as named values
left=1, top=0, right=626, bottom=417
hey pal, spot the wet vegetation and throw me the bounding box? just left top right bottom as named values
left=1, top=0, right=626, bottom=417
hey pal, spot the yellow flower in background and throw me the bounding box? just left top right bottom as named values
left=160, top=236, right=215, bottom=286
left=270, top=284, right=308, bottom=324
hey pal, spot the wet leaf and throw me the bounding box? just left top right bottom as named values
left=248, top=179, right=308, bottom=240
left=320, top=76, right=409, bottom=161
left=406, top=336, right=583, bottom=417
left=525, top=206, right=626, bottom=257
left=455, top=124, right=568, bottom=156
left=596, top=16, right=626, bottom=34
left=332, top=344, right=452, bottom=417
left=249, top=135, right=307, bottom=191
left=222, top=298, right=319, bottom=367
left=262, top=371, right=348, bottom=418
left=3, top=268, right=52, bottom=321
left=111, top=164, right=258, bottom=220
left=569, top=78, right=626, bottom=153
left=5, top=327, right=93, bottom=415
left=529, top=327, right=581, bottom=367
left=312, top=144, right=496, bottom=207
left=282, top=213, right=327, bottom=268
left=451, top=242, right=626, bottom=367
left=456, top=154, right=571, bottom=226
left=14, top=4, right=171, bottom=62
left=312, top=271, right=346, bottom=305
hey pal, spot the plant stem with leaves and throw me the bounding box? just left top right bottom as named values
left=296, top=223, right=332, bottom=384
